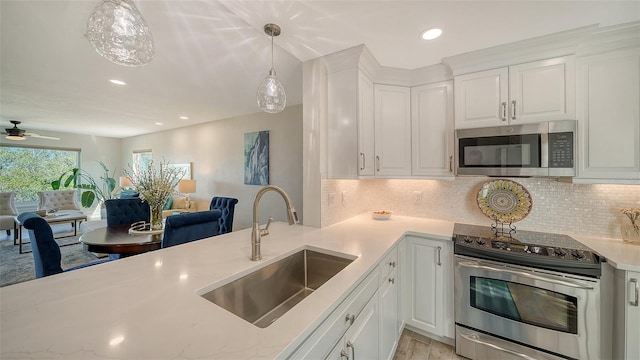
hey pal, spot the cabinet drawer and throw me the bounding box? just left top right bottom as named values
left=288, top=269, right=379, bottom=359
left=379, top=247, right=398, bottom=280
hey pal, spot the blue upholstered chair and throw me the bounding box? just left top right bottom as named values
left=104, top=198, right=150, bottom=228
left=17, top=212, right=111, bottom=279
left=208, top=197, right=239, bottom=235
left=161, top=210, right=222, bottom=248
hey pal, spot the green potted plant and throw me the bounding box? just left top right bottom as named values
left=51, top=161, right=118, bottom=208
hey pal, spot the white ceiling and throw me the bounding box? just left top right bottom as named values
left=1, top=0, right=638, bottom=140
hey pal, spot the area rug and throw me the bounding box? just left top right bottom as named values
left=0, top=237, right=100, bottom=288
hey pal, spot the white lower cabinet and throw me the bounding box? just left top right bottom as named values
left=328, top=294, right=380, bottom=360
left=614, top=270, right=640, bottom=360
left=403, top=235, right=454, bottom=339
left=288, top=245, right=401, bottom=360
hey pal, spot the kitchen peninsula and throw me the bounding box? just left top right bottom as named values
left=1, top=214, right=639, bottom=359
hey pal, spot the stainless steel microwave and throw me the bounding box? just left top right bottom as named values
left=455, top=120, right=576, bottom=177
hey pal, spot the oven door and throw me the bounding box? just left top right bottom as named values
left=454, top=255, right=600, bottom=360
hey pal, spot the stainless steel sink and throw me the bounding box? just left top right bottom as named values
left=200, top=249, right=355, bottom=328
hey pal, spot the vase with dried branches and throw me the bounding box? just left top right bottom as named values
left=620, top=208, right=640, bottom=245
left=125, top=160, right=184, bottom=230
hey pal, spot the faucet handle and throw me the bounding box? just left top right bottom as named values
left=260, top=217, right=274, bottom=236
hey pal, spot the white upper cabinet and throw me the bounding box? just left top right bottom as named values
left=454, top=56, right=575, bottom=129
left=411, top=81, right=454, bottom=177
left=454, top=68, right=508, bottom=128
left=576, top=47, right=640, bottom=181
left=358, top=71, right=375, bottom=176
left=374, top=85, right=412, bottom=176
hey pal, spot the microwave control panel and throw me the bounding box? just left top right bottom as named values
left=548, top=132, right=574, bottom=168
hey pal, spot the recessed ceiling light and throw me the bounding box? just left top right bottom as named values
left=109, top=79, right=127, bottom=85
left=421, top=28, right=442, bottom=40
left=179, top=116, right=189, bottom=120
left=154, top=122, right=163, bottom=126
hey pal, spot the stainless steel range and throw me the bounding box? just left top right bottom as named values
left=453, top=223, right=613, bottom=360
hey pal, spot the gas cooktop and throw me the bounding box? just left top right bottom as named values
left=453, top=223, right=603, bottom=278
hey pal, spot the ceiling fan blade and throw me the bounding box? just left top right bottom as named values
left=25, top=133, right=61, bottom=140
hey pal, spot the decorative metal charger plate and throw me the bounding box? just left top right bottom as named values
left=477, top=179, right=532, bottom=223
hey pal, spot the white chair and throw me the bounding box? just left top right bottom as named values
left=37, top=190, right=82, bottom=213
left=0, top=192, right=18, bottom=236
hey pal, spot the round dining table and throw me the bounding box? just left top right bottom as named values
left=79, top=224, right=162, bottom=256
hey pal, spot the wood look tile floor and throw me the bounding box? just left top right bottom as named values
left=393, top=329, right=466, bottom=360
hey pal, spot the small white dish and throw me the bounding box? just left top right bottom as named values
left=371, top=211, right=392, bottom=220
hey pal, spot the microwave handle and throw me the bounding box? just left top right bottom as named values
left=458, top=260, right=594, bottom=290
left=501, top=102, right=507, bottom=121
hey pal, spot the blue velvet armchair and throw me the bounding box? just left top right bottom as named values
left=17, top=212, right=111, bottom=278
left=162, top=210, right=222, bottom=248
left=104, top=198, right=150, bottom=227
left=209, top=197, right=238, bottom=235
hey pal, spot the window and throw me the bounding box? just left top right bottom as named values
left=0, top=145, right=80, bottom=203
left=132, top=149, right=152, bottom=175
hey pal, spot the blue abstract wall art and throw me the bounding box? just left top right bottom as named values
left=244, top=130, right=269, bottom=185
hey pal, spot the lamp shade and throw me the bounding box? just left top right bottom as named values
left=119, top=176, right=132, bottom=188
left=178, top=179, right=196, bottom=194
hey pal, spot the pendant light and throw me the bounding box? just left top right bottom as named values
left=86, top=0, right=154, bottom=67
left=257, top=24, right=286, bottom=113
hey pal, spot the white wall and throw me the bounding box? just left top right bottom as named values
left=120, top=105, right=303, bottom=231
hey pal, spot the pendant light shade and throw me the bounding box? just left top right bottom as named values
left=257, top=24, right=286, bottom=114
left=86, top=0, right=154, bottom=67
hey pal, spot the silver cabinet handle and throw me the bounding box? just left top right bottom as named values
left=511, top=100, right=517, bottom=120
left=630, top=278, right=639, bottom=306
left=340, top=349, right=349, bottom=359
left=375, top=155, right=380, bottom=172
left=449, top=155, right=453, bottom=172
left=388, top=277, right=395, bottom=284
left=345, top=314, right=355, bottom=325
left=437, top=246, right=442, bottom=266
left=347, top=341, right=355, bottom=360
left=459, top=333, right=537, bottom=360
left=501, top=102, right=507, bottom=121
left=360, top=153, right=365, bottom=171
left=458, top=261, right=594, bottom=289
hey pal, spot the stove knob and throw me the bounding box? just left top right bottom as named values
left=531, top=246, right=542, bottom=254
left=476, top=239, right=486, bottom=246
left=554, top=248, right=567, bottom=257
left=463, top=236, right=473, bottom=244
left=494, top=241, right=506, bottom=249
left=571, top=250, right=585, bottom=260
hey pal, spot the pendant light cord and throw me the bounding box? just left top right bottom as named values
left=270, top=33, right=274, bottom=70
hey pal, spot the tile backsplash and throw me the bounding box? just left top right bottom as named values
left=321, top=178, right=640, bottom=239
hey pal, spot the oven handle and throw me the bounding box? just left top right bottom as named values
left=459, top=333, right=538, bottom=360
left=458, top=261, right=594, bottom=290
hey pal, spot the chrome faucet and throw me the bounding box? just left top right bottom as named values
left=251, top=185, right=299, bottom=261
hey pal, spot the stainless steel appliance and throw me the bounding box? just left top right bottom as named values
left=453, top=223, right=613, bottom=360
left=456, top=120, right=576, bottom=177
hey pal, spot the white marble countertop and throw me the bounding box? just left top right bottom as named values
left=0, top=214, right=453, bottom=360
left=1, top=214, right=638, bottom=359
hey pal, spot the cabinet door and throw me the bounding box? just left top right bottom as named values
left=344, top=294, right=379, bottom=360
left=454, top=68, right=508, bottom=129
left=374, top=85, right=412, bottom=176
left=328, top=68, right=359, bottom=179
left=404, top=235, right=453, bottom=338
left=576, top=48, right=640, bottom=180
left=411, top=81, right=454, bottom=177
left=509, top=56, right=575, bottom=124
left=380, top=267, right=399, bottom=360
left=358, top=71, right=375, bottom=176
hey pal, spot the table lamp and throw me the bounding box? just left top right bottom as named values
left=178, top=179, right=196, bottom=210
left=119, top=176, right=132, bottom=189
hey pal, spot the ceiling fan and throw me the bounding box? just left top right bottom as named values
left=3, top=120, right=60, bottom=141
